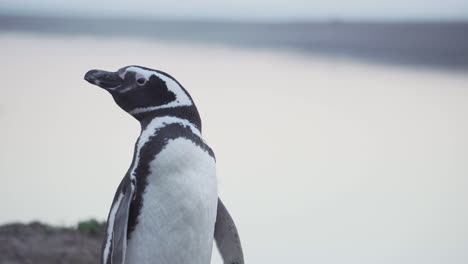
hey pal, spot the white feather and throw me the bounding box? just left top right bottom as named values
left=128, top=116, right=201, bottom=183
left=125, top=137, right=217, bottom=264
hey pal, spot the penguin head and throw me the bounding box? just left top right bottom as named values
left=84, top=65, right=198, bottom=122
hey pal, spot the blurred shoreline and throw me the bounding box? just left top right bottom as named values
left=0, top=221, right=103, bottom=264
left=1, top=14, right=467, bottom=70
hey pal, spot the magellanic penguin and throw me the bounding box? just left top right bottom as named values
left=84, top=66, right=244, bottom=264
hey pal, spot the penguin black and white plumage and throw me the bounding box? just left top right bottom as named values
left=84, top=66, right=244, bottom=264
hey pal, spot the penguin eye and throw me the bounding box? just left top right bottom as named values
left=136, top=78, right=146, bottom=85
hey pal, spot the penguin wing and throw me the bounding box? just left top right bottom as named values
left=215, top=198, right=245, bottom=264
left=102, top=176, right=135, bottom=264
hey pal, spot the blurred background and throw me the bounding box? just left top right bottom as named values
left=1, top=1, right=468, bottom=263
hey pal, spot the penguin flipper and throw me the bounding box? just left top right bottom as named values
left=102, top=177, right=135, bottom=264
left=215, top=198, right=244, bottom=264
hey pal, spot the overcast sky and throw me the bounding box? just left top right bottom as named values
left=1, top=0, right=468, bottom=21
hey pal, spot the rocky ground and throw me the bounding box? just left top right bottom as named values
left=0, top=221, right=104, bottom=264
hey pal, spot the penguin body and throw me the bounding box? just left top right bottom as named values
left=84, top=66, right=243, bottom=264
left=125, top=121, right=217, bottom=264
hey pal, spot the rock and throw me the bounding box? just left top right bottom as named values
left=0, top=222, right=103, bottom=264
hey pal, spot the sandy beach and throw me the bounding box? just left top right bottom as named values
left=1, top=33, right=468, bottom=263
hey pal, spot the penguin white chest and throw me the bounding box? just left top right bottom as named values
left=125, top=137, right=218, bottom=264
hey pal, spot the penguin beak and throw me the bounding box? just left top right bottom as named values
left=84, top=69, right=123, bottom=90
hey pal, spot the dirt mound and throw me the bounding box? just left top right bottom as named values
left=0, top=222, right=104, bottom=264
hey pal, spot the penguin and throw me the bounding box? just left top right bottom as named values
left=84, top=66, right=244, bottom=264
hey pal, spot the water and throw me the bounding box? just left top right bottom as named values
left=1, top=14, right=468, bottom=69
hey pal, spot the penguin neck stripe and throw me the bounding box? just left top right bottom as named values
left=123, top=67, right=193, bottom=114
left=129, top=103, right=182, bottom=115
left=129, top=116, right=201, bottom=182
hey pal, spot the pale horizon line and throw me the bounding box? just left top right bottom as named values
left=1, top=8, right=468, bottom=24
